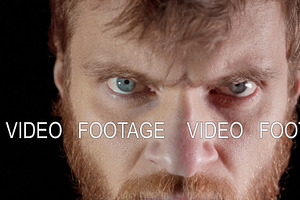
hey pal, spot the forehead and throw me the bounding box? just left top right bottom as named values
left=69, top=0, right=286, bottom=85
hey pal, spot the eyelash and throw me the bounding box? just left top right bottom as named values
left=105, top=82, right=156, bottom=103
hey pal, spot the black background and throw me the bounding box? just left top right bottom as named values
left=1, top=1, right=300, bottom=199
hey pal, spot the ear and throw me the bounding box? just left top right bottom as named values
left=292, top=69, right=300, bottom=105
left=53, top=53, right=65, bottom=98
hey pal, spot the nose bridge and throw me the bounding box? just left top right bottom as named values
left=144, top=87, right=219, bottom=177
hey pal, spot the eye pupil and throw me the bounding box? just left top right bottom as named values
left=116, top=78, right=135, bottom=92
left=230, top=82, right=247, bottom=94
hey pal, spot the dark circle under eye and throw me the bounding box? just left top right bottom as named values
left=229, top=81, right=248, bottom=94
left=116, top=78, right=135, bottom=92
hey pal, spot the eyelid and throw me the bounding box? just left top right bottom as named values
left=105, top=83, right=157, bottom=104
left=105, top=77, right=157, bottom=102
left=209, top=87, right=260, bottom=109
left=100, top=75, right=139, bottom=84
left=91, top=68, right=161, bottom=89
left=208, top=76, right=264, bottom=91
left=106, top=77, right=147, bottom=93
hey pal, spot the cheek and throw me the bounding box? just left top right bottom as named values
left=67, top=66, right=150, bottom=193
left=219, top=73, right=290, bottom=190
left=72, top=118, right=150, bottom=195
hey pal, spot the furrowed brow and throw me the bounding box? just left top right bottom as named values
left=82, top=61, right=280, bottom=89
left=81, top=60, right=162, bottom=86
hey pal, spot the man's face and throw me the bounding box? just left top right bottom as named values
left=55, top=0, right=299, bottom=199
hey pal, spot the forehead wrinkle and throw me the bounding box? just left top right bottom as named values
left=103, top=0, right=246, bottom=55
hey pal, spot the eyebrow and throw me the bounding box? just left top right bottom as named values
left=82, top=60, right=281, bottom=88
left=82, top=60, right=164, bottom=86
left=205, top=66, right=280, bottom=89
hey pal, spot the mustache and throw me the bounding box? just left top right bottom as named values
left=116, top=171, right=236, bottom=200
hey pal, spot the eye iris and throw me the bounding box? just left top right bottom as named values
left=230, top=82, right=247, bottom=94
left=116, top=78, right=135, bottom=92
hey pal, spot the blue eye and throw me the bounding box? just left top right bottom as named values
left=218, top=81, right=257, bottom=97
left=106, top=77, right=156, bottom=100
left=229, top=82, right=248, bottom=94
left=107, top=77, right=140, bottom=94
left=116, top=78, right=135, bottom=92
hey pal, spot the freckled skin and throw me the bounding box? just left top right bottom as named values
left=54, top=0, right=300, bottom=199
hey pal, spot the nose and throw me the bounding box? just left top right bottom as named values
left=144, top=88, right=219, bottom=177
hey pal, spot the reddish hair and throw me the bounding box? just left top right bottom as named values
left=48, top=0, right=300, bottom=67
